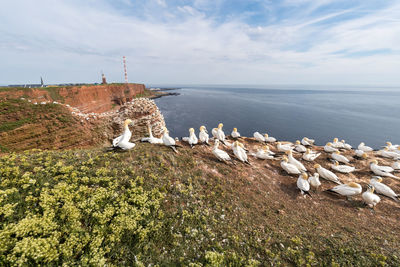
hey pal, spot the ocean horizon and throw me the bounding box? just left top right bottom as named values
left=154, top=85, right=400, bottom=149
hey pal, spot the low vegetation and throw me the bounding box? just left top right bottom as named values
left=1, top=144, right=399, bottom=266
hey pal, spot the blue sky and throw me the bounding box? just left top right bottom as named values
left=1, top=0, right=400, bottom=86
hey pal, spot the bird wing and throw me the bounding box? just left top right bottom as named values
left=113, top=135, right=123, bottom=146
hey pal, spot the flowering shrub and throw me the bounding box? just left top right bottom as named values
left=0, top=150, right=163, bottom=265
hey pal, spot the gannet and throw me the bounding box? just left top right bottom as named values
left=281, top=156, right=301, bottom=175
left=231, top=128, right=241, bottom=139
left=308, top=173, right=321, bottom=190
left=212, top=128, right=218, bottom=139
left=301, top=137, right=315, bottom=146
left=294, top=140, right=307, bottom=153
left=362, top=185, right=381, bottom=208
left=384, top=142, right=399, bottom=151
left=232, top=141, right=250, bottom=164
left=331, top=151, right=350, bottom=164
left=187, top=128, right=198, bottom=148
left=378, top=148, right=400, bottom=160
left=277, top=142, right=294, bottom=153
left=256, top=146, right=274, bottom=160
left=392, top=161, right=400, bottom=170
left=370, top=176, right=399, bottom=201
left=286, top=150, right=306, bottom=172
left=253, top=132, right=265, bottom=143
left=214, top=123, right=227, bottom=145
left=212, top=139, right=232, bottom=163
left=358, top=142, right=373, bottom=152
left=297, top=173, right=311, bottom=197
left=314, top=164, right=342, bottom=184
left=199, top=126, right=210, bottom=145
left=324, top=142, right=338, bottom=153
left=302, top=148, right=321, bottom=162
left=369, top=160, right=398, bottom=179
left=332, top=138, right=344, bottom=149
left=341, top=140, right=352, bottom=150
left=162, top=127, right=180, bottom=153
left=112, top=119, right=135, bottom=150
left=354, top=149, right=368, bottom=159
left=326, top=182, right=362, bottom=199
left=141, top=124, right=163, bottom=144
left=331, top=161, right=355, bottom=174
left=264, top=133, right=276, bottom=143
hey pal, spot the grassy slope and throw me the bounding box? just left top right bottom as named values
left=1, top=143, right=399, bottom=266
left=0, top=99, right=103, bottom=152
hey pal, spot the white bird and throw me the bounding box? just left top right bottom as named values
left=341, top=140, right=352, bottom=150
left=281, top=156, right=301, bottom=175
left=384, top=141, right=399, bottom=151
left=112, top=119, right=135, bottom=150
left=354, top=150, right=368, bottom=159
left=212, top=139, right=232, bottom=163
left=326, top=182, right=362, bottom=199
left=331, top=161, right=355, bottom=174
left=255, top=146, right=274, bottom=160
left=308, top=173, right=321, bottom=190
left=212, top=128, right=218, bottom=138
left=277, top=142, right=294, bottom=153
left=141, top=124, right=163, bottom=144
left=294, top=140, right=307, bottom=153
left=358, top=142, right=373, bottom=152
left=264, top=133, right=276, bottom=143
left=370, top=176, right=399, bottom=202
left=253, top=132, right=265, bottom=143
left=369, top=160, right=398, bottom=180
left=213, top=123, right=226, bottom=144
left=378, top=148, right=400, bottom=160
left=370, top=160, right=394, bottom=173
left=314, top=164, right=342, bottom=184
left=331, top=151, right=350, bottom=164
left=392, top=161, right=400, bottom=170
left=332, top=138, right=344, bottom=149
left=231, top=128, right=241, bottom=139
left=232, top=141, right=250, bottom=164
left=187, top=128, right=198, bottom=148
left=286, top=150, right=306, bottom=172
left=297, top=172, right=311, bottom=197
left=302, top=148, right=321, bottom=162
left=301, top=137, right=315, bottom=146
left=324, top=142, right=338, bottom=153
left=199, top=125, right=210, bottom=145
left=362, top=185, right=381, bottom=208
left=162, top=127, right=179, bottom=152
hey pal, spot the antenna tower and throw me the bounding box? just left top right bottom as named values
left=123, top=56, right=128, bottom=84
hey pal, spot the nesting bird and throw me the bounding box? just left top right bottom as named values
left=331, top=161, right=355, bottom=174
left=301, top=137, right=315, bottom=146
left=231, top=128, right=241, bottom=139
left=370, top=176, right=399, bottom=202
left=314, top=164, right=342, bottom=184
left=330, top=151, right=350, bottom=164
left=369, top=160, right=399, bottom=179
left=358, top=142, right=373, bottom=152
left=294, top=140, right=307, bottom=153
left=308, top=173, right=321, bottom=190
left=286, top=150, right=306, bottom=172
left=255, top=146, right=275, bottom=160
left=253, top=132, right=266, bottom=143
left=212, top=139, right=232, bottom=164
left=141, top=124, right=163, bottom=144
left=362, top=185, right=381, bottom=208
left=281, top=156, right=301, bottom=175
left=232, top=141, right=250, bottom=164
left=324, top=142, right=338, bottom=153
left=277, top=142, right=294, bottom=153
left=199, top=125, right=210, bottom=145
left=302, top=148, right=321, bottom=162
left=326, top=182, right=362, bottom=199
left=297, top=172, right=311, bottom=197
left=112, top=119, right=136, bottom=150
left=264, top=133, right=277, bottom=143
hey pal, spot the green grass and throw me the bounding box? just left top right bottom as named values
left=1, top=145, right=399, bottom=266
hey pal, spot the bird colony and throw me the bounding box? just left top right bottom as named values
left=113, top=120, right=400, bottom=209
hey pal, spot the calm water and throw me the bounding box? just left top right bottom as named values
left=154, top=86, right=400, bottom=149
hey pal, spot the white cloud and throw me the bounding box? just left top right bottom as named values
left=0, top=0, right=399, bottom=86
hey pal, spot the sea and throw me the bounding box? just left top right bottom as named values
left=153, top=85, right=400, bottom=149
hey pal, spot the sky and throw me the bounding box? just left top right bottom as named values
left=1, top=0, right=400, bottom=86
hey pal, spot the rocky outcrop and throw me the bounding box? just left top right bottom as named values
left=58, top=84, right=145, bottom=113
